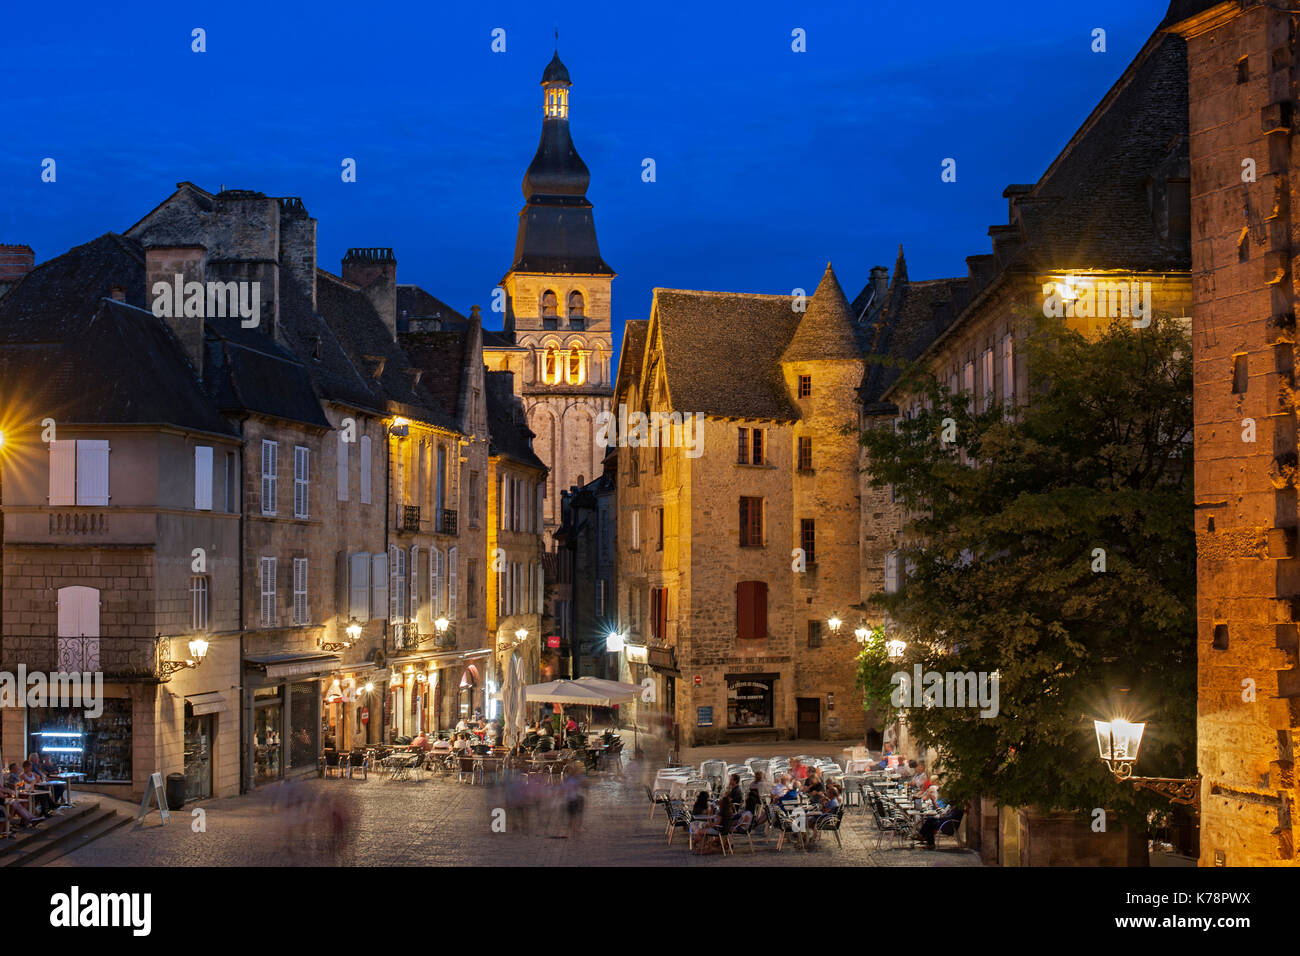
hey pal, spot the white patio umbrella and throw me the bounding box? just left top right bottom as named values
left=506, top=653, right=527, bottom=748
left=524, top=679, right=625, bottom=706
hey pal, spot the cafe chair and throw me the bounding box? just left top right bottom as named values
left=346, top=751, right=369, bottom=780
left=645, top=785, right=672, bottom=820
left=935, top=816, right=962, bottom=850
left=664, top=800, right=693, bottom=846
left=322, top=750, right=344, bottom=780
left=813, top=806, right=846, bottom=850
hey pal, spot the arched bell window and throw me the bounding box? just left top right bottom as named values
left=568, top=291, right=585, bottom=329
left=541, top=290, right=558, bottom=329
left=565, top=348, right=586, bottom=386
left=542, top=347, right=561, bottom=386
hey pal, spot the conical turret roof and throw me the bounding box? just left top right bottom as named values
left=781, top=263, right=861, bottom=363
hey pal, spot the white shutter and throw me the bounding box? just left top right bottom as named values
left=431, top=547, right=443, bottom=618
left=49, top=440, right=76, bottom=505
left=371, top=552, right=388, bottom=621
left=1002, top=333, right=1015, bottom=403
left=359, top=435, right=372, bottom=504
left=349, top=552, right=370, bottom=622
left=57, top=587, right=78, bottom=636
left=410, top=545, right=420, bottom=620
left=261, top=440, right=278, bottom=515
left=294, top=557, right=308, bottom=625
left=536, top=562, right=544, bottom=614
left=632, top=511, right=640, bottom=550
left=537, top=483, right=544, bottom=531
left=194, top=446, right=213, bottom=510
left=76, top=440, right=110, bottom=506
left=885, top=552, right=899, bottom=594
left=337, top=431, right=349, bottom=501
left=501, top=474, right=508, bottom=530
left=447, top=546, right=458, bottom=621
left=294, top=446, right=309, bottom=518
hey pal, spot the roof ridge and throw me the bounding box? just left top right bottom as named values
left=654, top=288, right=793, bottom=299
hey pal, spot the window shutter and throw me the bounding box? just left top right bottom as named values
left=411, top=545, right=420, bottom=620
left=371, top=552, right=388, bottom=621
left=431, top=548, right=442, bottom=618
left=349, top=552, right=370, bottom=622
left=536, top=561, right=544, bottom=614
left=754, top=581, right=768, bottom=639
left=389, top=545, right=401, bottom=623
left=736, top=582, right=753, bottom=640
left=294, top=446, right=309, bottom=518
left=337, top=431, right=349, bottom=501
left=447, top=546, right=458, bottom=620
left=497, top=569, right=505, bottom=618
left=194, top=446, right=213, bottom=510
left=536, top=483, right=544, bottom=532
left=49, top=440, right=76, bottom=505
left=359, top=435, right=372, bottom=504
left=77, top=440, right=110, bottom=506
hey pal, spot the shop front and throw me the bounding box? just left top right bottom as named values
left=322, top=669, right=386, bottom=751
left=243, top=652, right=339, bottom=788
left=183, top=692, right=228, bottom=802
left=26, top=695, right=135, bottom=785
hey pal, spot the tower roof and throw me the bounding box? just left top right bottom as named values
left=541, top=52, right=571, bottom=86
left=510, top=53, right=613, bottom=276
left=780, top=263, right=862, bottom=363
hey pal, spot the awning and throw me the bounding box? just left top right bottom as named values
left=185, top=692, right=228, bottom=716
left=244, top=652, right=341, bottom=681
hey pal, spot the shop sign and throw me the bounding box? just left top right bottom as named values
left=546, top=635, right=561, bottom=649
left=360, top=707, right=369, bottom=725
left=697, top=706, right=713, bottom=727
left=625, top=644, right=648, bottom=664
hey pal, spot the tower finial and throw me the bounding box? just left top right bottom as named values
left=555, top=28, right=558, bottom=51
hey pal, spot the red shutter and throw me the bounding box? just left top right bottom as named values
left=737, top=581, right=754, bottom=640
left=754, top=581, right=768, bottom=640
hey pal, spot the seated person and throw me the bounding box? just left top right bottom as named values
left=534, top=735, right=555, bottom=753
left=771, top=774, right=799, bottom=803
left=821, top=785, right=843, bottom=813
left=17, top=762, right=52, bottom=817
left=803, top=768, right=826, bottom=797
left=451, top=733, right=473, bottom=754
left=410, top=731, right=431, bottom=752
left=916, top=799, right=963, bottom=849
left=690, top=790, right=711, bottom=817
left=911, top=760, right=932, bottom=792
left=875, top=743, right=896, bottom=771
left=1, top=777, right=40, bottom=829
left=724, top=773, right=745, bottom=807
left=431, top=735, right=452, bottom=754
left=748, top=770, right=766, bottom=798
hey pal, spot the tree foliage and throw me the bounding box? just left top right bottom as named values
left=857, top=314, right=1195, bottom=825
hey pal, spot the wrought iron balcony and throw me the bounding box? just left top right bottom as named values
left=0, top=635, right=178, bottom=681
left=399, top=505, right=421, bottom=533
left=438, top=509, right=458, bottom=536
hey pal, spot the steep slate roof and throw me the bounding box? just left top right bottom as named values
left=0, top=233, right=232, bottom=433
left=317, top=269, right=459, bottom=431
left=400, top=328, right=472, bottom=428
left=858, top=273, right=968, bottom=414
left=652, top=290, right=801, bottom=421
left=1006, top=31, right=1189, bottom=272
left=781, top=263, right=861, bottom=363
left=614, top=319, right=648, bottom=400
left=485, top=370, right=546, bottom=471
left=397, top=284, right=467, bottom=330
left=203, top=318, right=332, bottom=429
left=1159, top=0, right=1231, bottom=29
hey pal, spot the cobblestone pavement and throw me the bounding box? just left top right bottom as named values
left=50, top=754, right=983, bottom=868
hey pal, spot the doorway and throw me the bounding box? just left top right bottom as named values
left=796, top=697, right=821, bottom=739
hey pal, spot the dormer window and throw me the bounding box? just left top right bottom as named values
left=568, top=291, right=585, bottom=329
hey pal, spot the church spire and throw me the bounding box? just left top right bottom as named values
left=509, top=51, right=613, bottom=277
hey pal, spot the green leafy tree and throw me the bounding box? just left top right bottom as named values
left=858, top=313, right=1195, bottom=827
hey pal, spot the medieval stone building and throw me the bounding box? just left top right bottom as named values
left=1166, top=0, right=1300, bottom=866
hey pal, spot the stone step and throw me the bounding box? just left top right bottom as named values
left=14, top=808, right=129, bottom=866
left=0, top=802, right=111, bottom=866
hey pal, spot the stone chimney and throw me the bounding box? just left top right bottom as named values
left=145, top=245, right=208, bottom=378
left=0, top=244, right=35, bottom=281
left=278, top=197, right=317, bottom=320
left=342, top=248, right=397, bottom=340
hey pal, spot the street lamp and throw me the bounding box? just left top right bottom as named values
left=606, top=630, right=624, bottom=653
left=854, top=626, right=870, bottom=644
left=160, top=633, right=208, bottom=677
left=188, top=637, right=209, bottom=663
left=827, top=617, right=842, bottom=635
left=515, top=627, right=529, bottom=643
left=885, top=637, right=907, bottom=660
left=319, top=618, right=359, bottom=653
left=1094, top=715, right=1200, bottom=808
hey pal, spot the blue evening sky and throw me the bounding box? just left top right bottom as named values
left=0, top=0, right=1173, bottom=360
